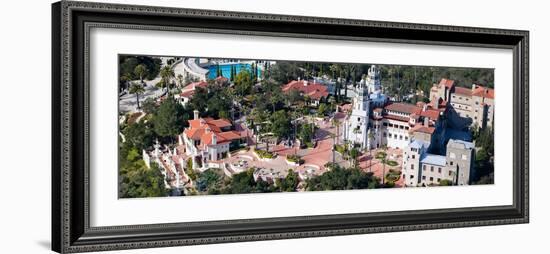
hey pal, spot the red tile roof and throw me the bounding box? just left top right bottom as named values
left=384, top=102, right=421, bottom=115
left=183, top=81, right=207, bottom=90
left=180, top=81, right=208, bottom=98
left=184, top=117, right=240, bottom=150
left=383, top=114, right=410, bottom=122
left=439, top=78, right=455, bottom=89
left=454, top=86, right=472, bottom=96
left=410, top=124, right=436, bottom=134
left=420, top=109, right=440, bottom=121
left=472, top=85, right=494, bottom=99
left=282, top=80, right=329, bottom=100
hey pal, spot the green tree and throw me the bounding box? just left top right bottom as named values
left=279, top=169, right=299, bottom=192
left=160, top=65, right=175, bottom=91
left=189, top=87, right=208, bottom=113
left=119, top=160, right=169, bottom=198
left=153, top=97, right=186, bottom=141
left=129, top=82, right=145, bottom=109
left=234, top=69, right=253, bottom=96
left=380, top=144, right=388, bottom=185
left=123, top=121, right=155, bottom=151
left=317, top=103, right=328, bottom=116
left=141, top=97, right=157, bottom=115
left=350, top=147, right=359, bottom=168
left=439, top=179, right=453, bottom=186
left=134, top=64, right=148, bottom=84
left=270, top=110, right=291, bottom=141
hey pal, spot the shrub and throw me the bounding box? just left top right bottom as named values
left=286, top=154, right=304, bottom=164
left=385, top=160, right=398, bottom=166
left=375, top=152, right=387, bottom=159
left=256, top=150, right=275, bottom=159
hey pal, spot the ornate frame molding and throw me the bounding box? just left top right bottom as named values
left=52, top=1, right=529, bottom=253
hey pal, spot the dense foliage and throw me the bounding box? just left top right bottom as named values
left=119, top=56, right=162, bottom=82
left=306, top=164, right=379, bottom=191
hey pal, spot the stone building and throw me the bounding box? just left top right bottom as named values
left=402, top=139, right=475, bottom=186
left=430, top=78, right=494, bottom=130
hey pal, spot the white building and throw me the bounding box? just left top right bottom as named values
left=402, top=139, right=475, bottom=186
left=180, top=110, right=242, bottom=169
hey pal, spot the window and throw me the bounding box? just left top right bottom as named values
left=450, top=161, right=454, bottom=166
left=430, top=166, right=434, bottom=172
left=383, top=132, right=387, bottom=137
left=422, top=176, right=426, bottom=180
left=399, top=135, right=403, bottom=140
left=475, top=101, right=479, bottom=105
left=405, top=137, right=409, bottom=140
left=438, top=167, right=442, bottom=173
left=448, top=171, right=452, bottom=176
left=410, top=175, right=414, bottom=179
left=430, top=177, right=434, bottom=181
left=403, top=174, right=406, bottom=179
left=412, top=154, right=415, bottom=159
left=383, top=122, right=388, bottom=126
left=437, top=178, right=441, bottom=182
left=410, top=164, right=414, bottom=169
left=405, top=126, right=409, bottom=130
left=423, top=165, right=426, bottom=171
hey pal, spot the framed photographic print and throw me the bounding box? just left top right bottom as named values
left=52, top=1, right=529, bottom=253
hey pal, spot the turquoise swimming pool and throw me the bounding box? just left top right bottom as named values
left=207, top=63, right=261, bottom=80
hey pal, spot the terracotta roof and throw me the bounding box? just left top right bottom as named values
left=410, top=124, right=436, bottom=134
left=180, top=81, right=207, bottom=98
left=183, top=81, right=207, bottom=91
left=384, top=102, right=421, bottom=115
left=184, top=116, right=239, bottom=149
left=282, top=80, right=329, bottom=100
left=185, top=117, right=233, bottom=141
left=472, top=85, right=494, bottom=99
left=439, top=78, right=455, bottom=88
left=215, top=76, right=229, bottom=83
left=340, top=103, right=352, bottom=112
left=218, top=131, right=241, bottom=140
left=420, top=109, right=440, bottom=121
left=454, top=86, right=472, bottom=96
left=180, top=90, right=195, bottom=98
left=200, top=131, right=241, bottom=149
left=383, top=114, right=410, bottom=122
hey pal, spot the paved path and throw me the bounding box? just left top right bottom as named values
left=119, top=57, right=172, bottom=113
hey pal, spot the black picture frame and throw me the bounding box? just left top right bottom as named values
left=51, top=1, right=529, bottom=253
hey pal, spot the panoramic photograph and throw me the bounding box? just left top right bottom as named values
left=118, top=55, right=495, bottom=198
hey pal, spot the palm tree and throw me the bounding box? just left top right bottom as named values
left=160, top=65, right=175, bottom=93
left=176, top=74, right=184, bottom=87
left=350, top=147, right=359, bottom=168
left=120, top=72, right=132, bottom=92
left=134, top=64, right=148, bottom=84
left=129, top=82, right=145, bottom=110
left=368, top=131, right=375, bottom=172
left=380, top=144, right=388, bottom=185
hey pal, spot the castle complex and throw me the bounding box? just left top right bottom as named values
left=342, top=65, right=494, bottom=186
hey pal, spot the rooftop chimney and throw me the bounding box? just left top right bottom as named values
left=211, top=133, right=217, bottom=145
left=472, top=84, right=477, bottom=91
left=193, top=110, right=199, bottom=120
